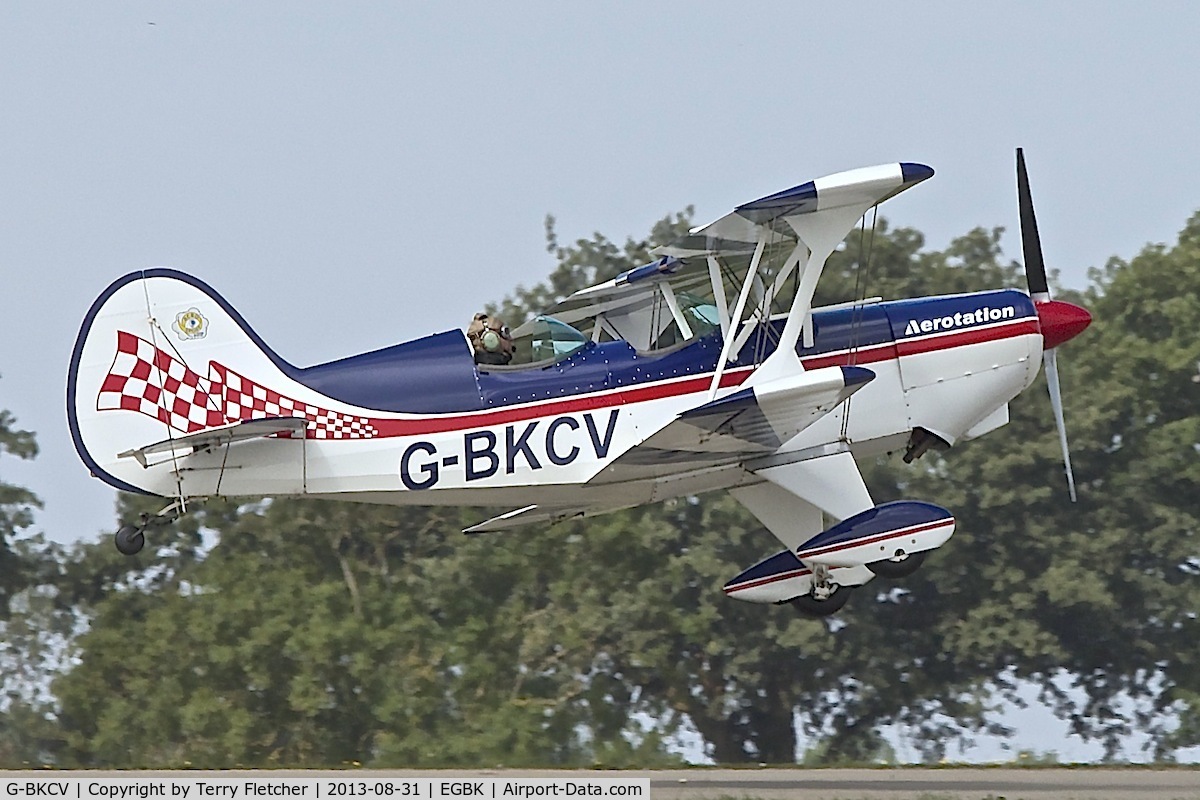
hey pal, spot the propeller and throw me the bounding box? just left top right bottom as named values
left=1016, top=148, right=1092, bottom=501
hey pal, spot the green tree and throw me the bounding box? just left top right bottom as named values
left=475, top=212, right=1200, bottom=763
left=47, top=208, right=1200, bottom=766
left=42, top=214, right=1080, bottom=765
left=1056, top=212, right=1200, bottom=756
left=0, top=404, right=65, bottom=765
left=0, top=401, right=39, bottom=616
left=0, top=537, right=78, bottom=766
left=784, top=212, right=1200, bottom=760
left=54, top=496, right=683, bottom=767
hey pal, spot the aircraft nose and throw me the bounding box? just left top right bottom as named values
left=1036, top=299, right=1092, bottom=349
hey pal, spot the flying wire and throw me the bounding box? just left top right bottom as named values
left=139, top=279, right=189, bottom=508
left=752, top=234, right=779, bottom=365
left=141, top=289, right=229, bottom=513
left=840, top=206, right=879, bottom=442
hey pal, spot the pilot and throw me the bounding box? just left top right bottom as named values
left=467, top=312, right=489, bottom=348
left=467, top=312, right=515, bottom=366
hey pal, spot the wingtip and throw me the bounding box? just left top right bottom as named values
left=900, top=162, right=935, bottom=184
left=841, top=365, right=876, bottom=389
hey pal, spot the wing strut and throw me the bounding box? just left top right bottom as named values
left=532, top=162, right=934, bottom=391
left=726, top=243, right=807, bottom=363
left=680, top=163, right=935, bottom=394
left=707, top=233, right=769, bottom=399
left=658, top=282, right=693, bottom=341
left=705, top=255, right=732, bottom=336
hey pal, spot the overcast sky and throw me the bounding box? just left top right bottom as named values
left=3, top=0, right=1199, bottom=762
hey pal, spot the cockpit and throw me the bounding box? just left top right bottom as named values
left=474, top=288, right=724, bottom=373
left=519, top=315, right=589, bottom=362
left=297, top=234, right=865, bottom=416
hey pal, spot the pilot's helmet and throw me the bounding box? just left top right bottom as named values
left=481, top=317, right=512, bottom=353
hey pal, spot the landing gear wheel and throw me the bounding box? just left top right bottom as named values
left=114, top=525, right=145, bottom=556
left=867, top=550, right=926, bottom=579
left=788, top=585, right=852, bottom=617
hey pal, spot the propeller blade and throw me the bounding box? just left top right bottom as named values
left=1017, top=148, right=1050, bottom=300
left=1019, top=149, right=1086, bottom=501
left=1042, top=347, right=1078, bottom=502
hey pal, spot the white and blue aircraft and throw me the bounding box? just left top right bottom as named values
left=67, top=151, right=1090, bottom=616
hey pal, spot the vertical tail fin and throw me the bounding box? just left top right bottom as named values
left=68, top=269, right=302, bottom=496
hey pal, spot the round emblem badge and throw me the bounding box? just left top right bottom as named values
left=173, top=308, right=209, bottom=340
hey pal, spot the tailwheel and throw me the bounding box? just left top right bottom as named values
left=114, top=524, right=145, bottom=556
left=787, top=584, right=852, bottom=617
left=113, top=499, right=184, bottom=556
left=867, top=550, right=927, bottom=579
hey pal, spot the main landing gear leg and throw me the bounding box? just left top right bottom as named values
left=114, top=500, right=184, bottom=556
left=787, top=564, right=853, bottom=617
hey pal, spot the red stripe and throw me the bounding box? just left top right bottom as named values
left=724, top=566, right=812, bottom=594
left=367, top=368, right=754, bottom=437
left=724, top=515, right=961, bottom=594
left=895, top=319, right=1040, bottom=357
left=798, top=318, right=1037, bottom=370
left=797, top=518, right=954, bottom=559
left=800, top=341, right=897, bottom=370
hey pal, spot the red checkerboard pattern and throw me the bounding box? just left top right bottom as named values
left=97, top=331, right=380, bottom=439
left=211, top=363, right=379, bottom=439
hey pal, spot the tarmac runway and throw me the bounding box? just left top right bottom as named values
left=6, top=769, right=1200, bottom=800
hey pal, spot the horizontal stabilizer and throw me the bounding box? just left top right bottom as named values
left=118, top=416, right=307, bottom=467
left=796, top=501, right=955, bottom=568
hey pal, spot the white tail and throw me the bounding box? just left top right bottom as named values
left=69, top=269, right=320, bottom=498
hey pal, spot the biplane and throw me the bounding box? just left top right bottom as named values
left=67, top=150, right=1090, bottom=616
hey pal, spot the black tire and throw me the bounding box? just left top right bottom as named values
left=867, top=550, right=927, bottom=579
left=788, top=584, right=852, bottom=617
left=115, top=525, right=145, bottom=556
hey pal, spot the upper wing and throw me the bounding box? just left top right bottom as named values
left=520, top=163, right=933, bottom=340
left=655, top=162, right=933, bottom=259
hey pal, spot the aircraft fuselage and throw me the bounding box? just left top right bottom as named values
left=69, top=271, right=1041, bottom=512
